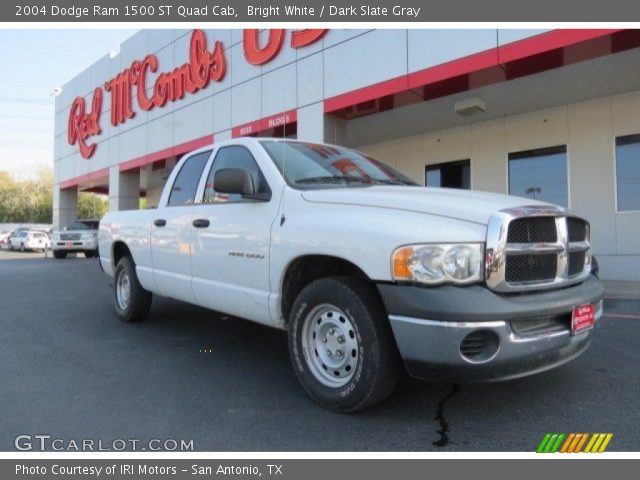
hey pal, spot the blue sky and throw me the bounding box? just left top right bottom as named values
left=0, top=29, right=136, bottom=178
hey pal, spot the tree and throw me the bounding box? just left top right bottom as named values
left=77, top=192, right=109, bottom=219
left=0, top=166, right=52, bottom=223
left=0, top=167, right=109, bottom=224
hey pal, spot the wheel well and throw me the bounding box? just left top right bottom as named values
left=112, top=241, right=132, bottom=268
left=280, top=255, right=374, bottom=324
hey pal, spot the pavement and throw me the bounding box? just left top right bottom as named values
left=0, top=249, right=638, bottom=451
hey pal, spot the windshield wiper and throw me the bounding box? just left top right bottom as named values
left=295, top=176, right=371, bottom=185
left=370, top=179, right=413, bottom=185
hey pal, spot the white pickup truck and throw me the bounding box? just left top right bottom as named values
left=99, top=137, right=604, bottom=412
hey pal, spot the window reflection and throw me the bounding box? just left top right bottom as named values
left=425, top=160, right=470, bottom=189
left=616, top=134, right=640, bottom=211
left=508, top=146, right=568, bottom=207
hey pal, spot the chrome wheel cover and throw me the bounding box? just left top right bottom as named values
left=301, top=304, right=359, bottom=388
left=116, top=269, right=131, bottom=311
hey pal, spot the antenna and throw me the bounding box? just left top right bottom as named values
left=280, top=87, right=287, bottom=226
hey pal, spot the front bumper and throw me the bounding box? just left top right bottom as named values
left=378, top=276, right=604, bottom=382
left=52, top=239, right=97, bottom=252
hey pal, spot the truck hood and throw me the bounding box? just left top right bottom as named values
left=301, top=186, right=556, bottom=225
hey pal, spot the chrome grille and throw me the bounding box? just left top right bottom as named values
left=486, top=206, right=591, bottom=292
left=567, top=217, right=587, bottom=242
left=507, top=217, right=557, bottom=243
left=505, top=254, right=557, bottom=283
left=60, top=233, right=81, bottom=241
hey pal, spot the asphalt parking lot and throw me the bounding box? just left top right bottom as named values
left=1, top=250, right=638, bottom=451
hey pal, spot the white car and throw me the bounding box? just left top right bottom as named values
left=10, top=230, right=50, bottom=252
left=52, top=220, right=99, bottom=259
left=98, top=138, right=604, bottom=412
left=0, top=230, right=11, bottom=248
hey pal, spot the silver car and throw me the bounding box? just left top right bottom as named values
left=52, top=220, right=99, bottom=259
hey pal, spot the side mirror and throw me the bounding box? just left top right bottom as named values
left=214, top=168, right=254, bottom=195
left=213, top=168, right=270, bottom=201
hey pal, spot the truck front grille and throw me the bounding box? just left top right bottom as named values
left=507, top=217, right=557, bottom=243
left=60, top=233, right=81, bottom=241
left=567, top=217, right=587, bottom=242
left=505, top=254, right=557, bottom=283
left=568, top=251, right=586, bottom=277
left=486, top=206, right=591, bottom=292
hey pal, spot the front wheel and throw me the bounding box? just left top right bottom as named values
left=114, top=256, right=152, bottom=322
left=53, top=250, right=67, bottom=259
left=288, top=276, right=400, bottom=412
left=85, top=250, right=98, bottom=258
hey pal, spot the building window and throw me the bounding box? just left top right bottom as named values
left=425, top=160, right=471, bottom=189
left=616, top=134, right=640, bottom=211
left=167, top=151, right=211, bottom=207
left=508, top=146, right=568, bottom=207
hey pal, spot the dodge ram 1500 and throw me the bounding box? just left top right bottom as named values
left=98, top=138, right=604, bottom=412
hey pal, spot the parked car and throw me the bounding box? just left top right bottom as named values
left=0, top=230, right=11, bottom=248
left=9, top=230, right=50, bottom=252
left=98, top=138, right=604, bottom=412
left=6, top=228, right=29, bottom=250
left=51, top=220, right=99, bottom=259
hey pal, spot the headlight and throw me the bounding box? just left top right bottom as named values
left=392, top=243, right=484, bottom=285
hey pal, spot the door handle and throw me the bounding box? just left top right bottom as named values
left=154, top=219, right=167, bottom=227
left=192, top=219, right=210, bottom=228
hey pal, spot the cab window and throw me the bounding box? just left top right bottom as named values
left=203, top=146, right=271, bottom=203
left=168, top=151, right=211, bottom=206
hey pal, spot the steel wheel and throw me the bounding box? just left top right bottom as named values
left=115, top=268, right=131, bottom=311
left=301, top=303, right=360, bottom=388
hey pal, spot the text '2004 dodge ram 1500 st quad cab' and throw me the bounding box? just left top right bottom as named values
left=98, top=138, right=604, bottom=412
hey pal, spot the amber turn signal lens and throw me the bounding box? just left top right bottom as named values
left=392, top=246, right=414, bottom=280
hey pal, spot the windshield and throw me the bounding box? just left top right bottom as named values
left=67, top=221, right=98, bottom=230
left=260, top=140, right=417, bottom=189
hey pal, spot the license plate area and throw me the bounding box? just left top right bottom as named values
left=572, top=303, right=595, bottom=335
left=65, top=241, right=73, bottom=248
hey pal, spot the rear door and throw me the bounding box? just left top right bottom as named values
left=190, top=145, right=280, bottom=325
left=151, top=150, right=211, bottom=301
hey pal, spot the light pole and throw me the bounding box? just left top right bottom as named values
left=525, top=187, right=542, bottom=199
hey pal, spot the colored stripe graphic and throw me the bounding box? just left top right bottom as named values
left=537, top=433, right=565, bottom=453
left=538, top=433, right=613, bottom=453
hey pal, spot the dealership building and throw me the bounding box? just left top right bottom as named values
left=54, top=28, right=640, bottom=281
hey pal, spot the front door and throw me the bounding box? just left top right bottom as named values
left=190, top=145, right=280, bottom=325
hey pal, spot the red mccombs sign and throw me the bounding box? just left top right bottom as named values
left=68, top=29, right=327, bottom=159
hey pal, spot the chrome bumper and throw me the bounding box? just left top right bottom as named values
left=53, top=239, right=97, bottom=251
left=388, top=300, right=603, bottom=382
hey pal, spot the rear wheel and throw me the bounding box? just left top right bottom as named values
left=53, top=251, right=67, bottom=259
left=114, top=256, right=152, bottom=322
left=288, top=276, right=400, bottom=412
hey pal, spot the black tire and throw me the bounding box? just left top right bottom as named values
left=85, top=250, right=98, bottom=258
left=20, top=243, right=25, bottom=252
left=114, top=256, right=152, bottom=323
left=53, top=251, right=67, bottom=259
left=288, top=276, right=400, bottom=412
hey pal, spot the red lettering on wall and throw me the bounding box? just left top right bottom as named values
left=67, top=28, right=327, bottom=158
left=243, top=29, right=285, bottom=65
left=291, top=29, right=328, bottom=49
left=105, top=29, right=227, bottom=126
left=67, top=88, right=102, bottom=159
left=243, top=29, right=326, bottom=65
